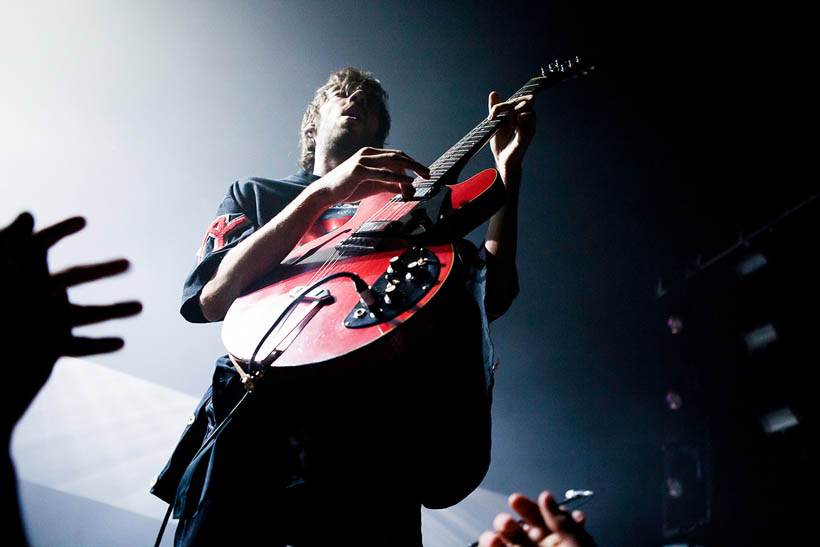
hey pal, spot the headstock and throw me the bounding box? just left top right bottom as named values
left=539, top=56, right=596, bottom=80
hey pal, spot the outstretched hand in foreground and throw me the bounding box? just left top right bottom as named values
left=478, top=491, right=595, bottom=547
left=1, top=212, right=142, bottom=437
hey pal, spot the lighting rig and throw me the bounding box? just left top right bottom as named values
left=655, top=191, right=819, bottom=545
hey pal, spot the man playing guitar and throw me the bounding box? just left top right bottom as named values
left=153, top=67, right=535, bottom=546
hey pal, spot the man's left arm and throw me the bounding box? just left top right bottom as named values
left=484, top=91, right=536, bottom=319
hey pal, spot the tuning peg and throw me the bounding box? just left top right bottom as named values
left=541, top=66, right=546, bottom=77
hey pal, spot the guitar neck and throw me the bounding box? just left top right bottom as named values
left=425, top=80, right=539, bottom=184
left=418, top=57, right=592, bottom=187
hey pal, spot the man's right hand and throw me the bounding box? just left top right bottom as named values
left=315, top=147, right=430, bottom=205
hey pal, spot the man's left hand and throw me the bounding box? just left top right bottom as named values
left=488, top=92, right=537, bottom=180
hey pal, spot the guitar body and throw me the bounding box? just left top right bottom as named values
left=222, top=168, right=504, bottom=368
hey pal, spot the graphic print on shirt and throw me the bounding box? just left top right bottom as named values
left=197, top=213, right=251, bottom=264
left=298, top=202, right=359, bottom=246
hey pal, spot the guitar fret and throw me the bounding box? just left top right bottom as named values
left=421, top=68, right=564, bottom=185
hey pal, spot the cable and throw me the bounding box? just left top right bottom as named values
left=154, top=391, right=249, bottom=547
left=154, top=270, right=373, bottom=546
left=246, top=271, right=373, bottom=375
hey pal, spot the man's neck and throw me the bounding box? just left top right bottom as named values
left=312, top=152, right=339, bottom=177
left=313, top=140, right=363, bottom=176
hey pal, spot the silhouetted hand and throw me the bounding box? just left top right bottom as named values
left=1, top=212, right=141, bottom=437
left=478, top=491, right=595, bottom=547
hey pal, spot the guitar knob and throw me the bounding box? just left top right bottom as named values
left=387, top=256, right=406, bottom=276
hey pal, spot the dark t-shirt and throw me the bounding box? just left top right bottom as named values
left=154, top=171, right=496, bottom=545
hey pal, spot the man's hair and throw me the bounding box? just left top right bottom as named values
left=299, top=67, right=391, bottom=172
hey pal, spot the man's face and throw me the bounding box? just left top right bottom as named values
left=312, top=86, right=382, bottom=161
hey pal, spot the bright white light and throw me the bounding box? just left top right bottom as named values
left=11, top=357, right=199, bottom=519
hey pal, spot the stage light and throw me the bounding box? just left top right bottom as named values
left=760, top=407, right=799, bottom=434
left=666, top=391, right=683, bottom=410
left=665, top=477, right=684, bottom=498
left=736, top=252, right=768, bottom=277
left=667, top=316, right=683, bottom=334
left=744, top=323, right=777, bottom=351
left=662, top=442, right=710, bottom=538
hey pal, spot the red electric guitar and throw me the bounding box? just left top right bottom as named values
left=222, top=58, right=593, bottom=375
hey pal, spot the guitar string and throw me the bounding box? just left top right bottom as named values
left=312, top=169, right=440, bottom=281
left=306, top=190, right=406, bottom=283
left=265, top=192, right=407, bottom=348
left=304, top=190, right=413, bottom=288
left=320, top=191, right=422, bottom=286
left=306, top=137, right=461, bottom=285
left=303, top=193, right=394, bottom=285
left=312, top=193, right=414, bottom=282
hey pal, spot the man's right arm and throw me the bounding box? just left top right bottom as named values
left=199, top=181, right=331, bottom=321
left=198, top=147, right=429, bottom=322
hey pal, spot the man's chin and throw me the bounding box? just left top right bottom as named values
left=325, top=131, right=374, bottom=158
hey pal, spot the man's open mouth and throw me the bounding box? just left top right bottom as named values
left=343, top=106, right=363, bottom=120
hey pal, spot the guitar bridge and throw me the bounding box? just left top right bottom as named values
left=335, top=236, right=380, bottom=254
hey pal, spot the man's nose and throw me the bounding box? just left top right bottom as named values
left=348, top=88, right=367, bottom=107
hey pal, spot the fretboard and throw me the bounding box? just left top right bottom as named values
left=418, top=77, right=543, bottom=187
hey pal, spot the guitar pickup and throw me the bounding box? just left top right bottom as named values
left=353, top=220, right=403, bottom=238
